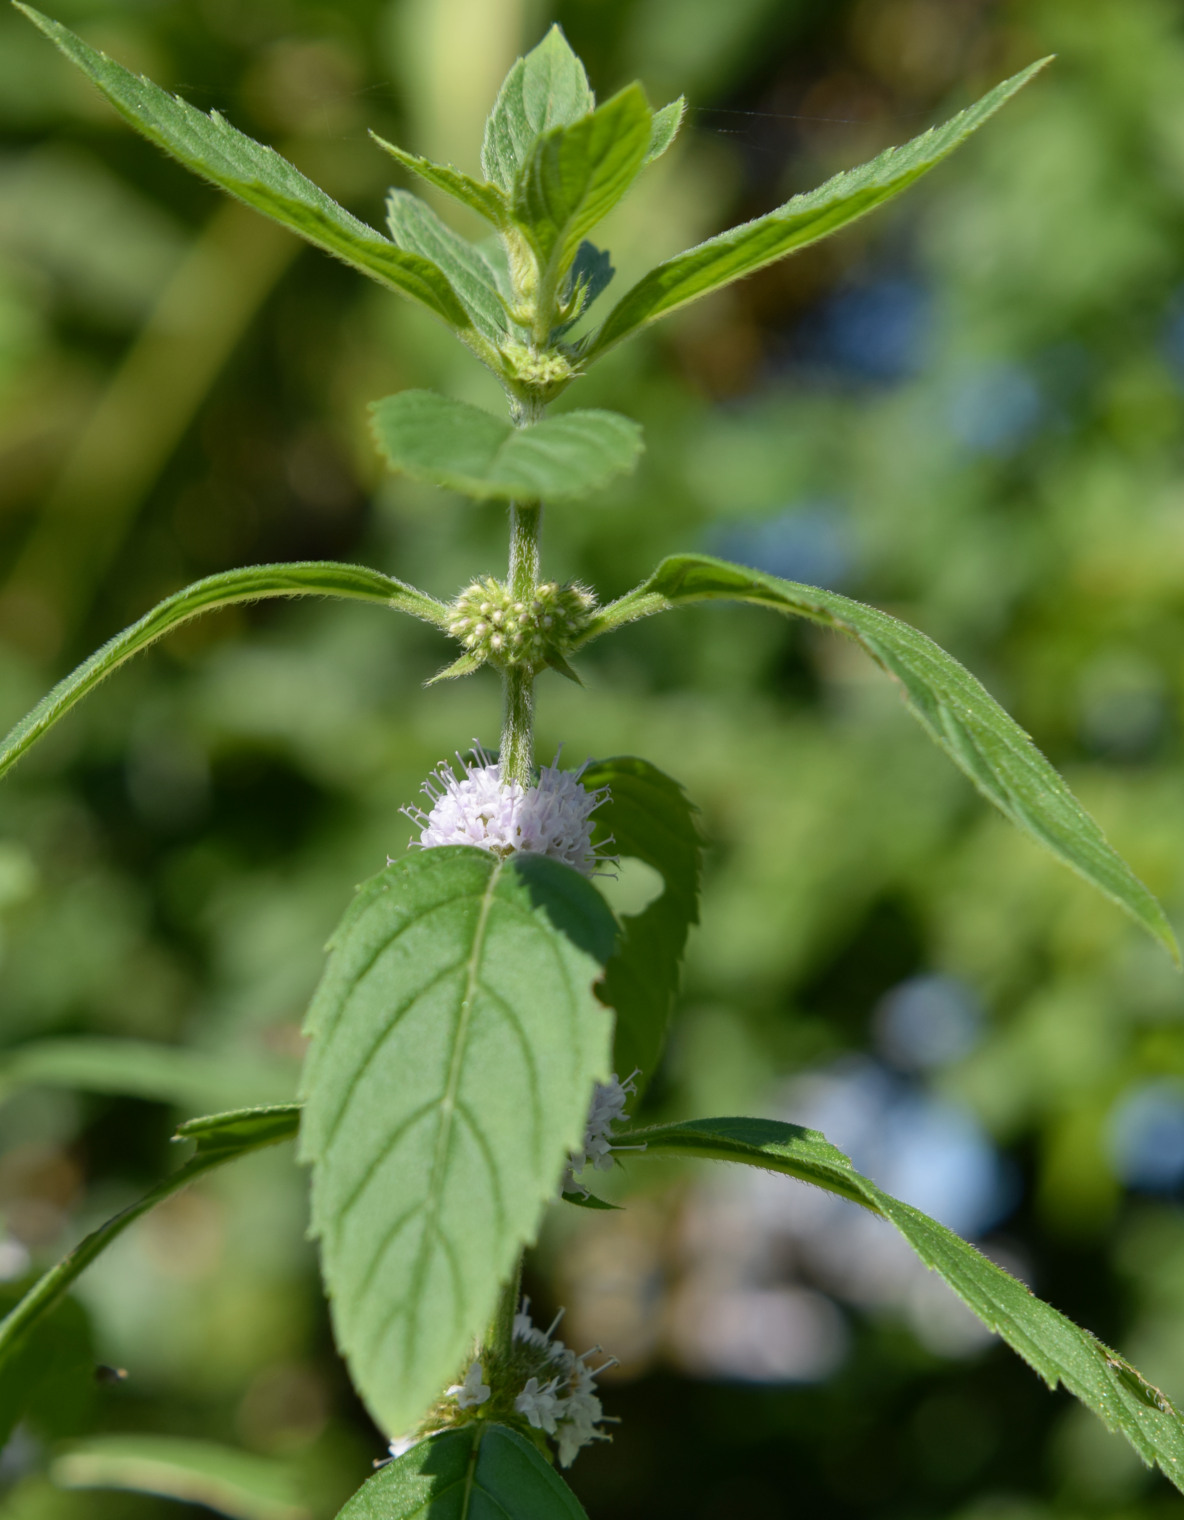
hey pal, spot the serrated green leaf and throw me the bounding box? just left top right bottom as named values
left=623, top=1116, right=1184, bottom=1493
left=337, top=1425, right=588, bottom=1520
left=52, top=1436, right=309, bottom=1520
left=581, top=757, right=701, bottom=1089
left=580, top=554, right=1177, bottom=961
left=0, top=560, right=444, bottom=783
left=15, top=6, right=483, bottom=344
left=0, top=1104, right=297, bottom=1372
left=553, top=241, right=615, bottom=338
left=372, top=134, right=509, bottom=226
left=369, top=391, right=643, bottom=504
left=385, top=190, right=509, bottom=344
left=482, top=27, right=596, bottom=193
left=512, top=85, right=653, bottom=288
left=0, top=1038, right=295, bottom=1110
left=584, top=59, right=1050, bottom=361
left=646, top=97, right=686, bottom=163
left=299, top=848, right=615, bottom=1439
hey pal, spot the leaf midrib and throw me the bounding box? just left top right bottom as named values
left=404, top=859, right=504, bottom=1363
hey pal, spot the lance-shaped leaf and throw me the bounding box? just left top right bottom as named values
left=370, top=391, right=643, bottom=504
left=52, top=1436, right=309, bottom=1520
left=0, top=560, right=443, bottom=782
left=646, top=98, right=686, bottom=164
left=374, top=135, right=510, bottom=227
left=584, top=58, right=1050, bottom=362
left=622, top=1116, right=1184, bottom=1493
left=582, top=757, right=701, bottom=1088
left=482, top=27, right=596, bottom=193
left=299, top=849, right=615, bottom=1438
left=0, top=1037, right=295, bottom=1110
left=512, top=85, right=653, bottom=291
left=579, top=554, right=1178, bottom=961
left=0, top=1105, right=298, bottom=1372
left=16, top=7, right=483, bottom=346
left=337, top=1424, right=588, bottom=1520
left=385, top=190, right=510, bottom=345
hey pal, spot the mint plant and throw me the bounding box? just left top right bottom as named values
left=3, top=9, right=1184, bottom=1514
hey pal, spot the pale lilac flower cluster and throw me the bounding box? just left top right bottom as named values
left=562, top=1072, right=640, bottom=1198
left=511, top=1298, right=616, bottom=1467
left=404, top=744, right=612, bottom=878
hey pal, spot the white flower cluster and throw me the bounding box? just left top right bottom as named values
left=405, top=745, right=612, bottom=878
left=511, top=1298, right=615, bottom=1467
left=446, top=576, right=596, bottom=670
left=563, top=1072, right=639, bottom=1198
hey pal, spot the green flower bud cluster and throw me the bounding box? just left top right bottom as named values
left=447, top=576, right=596, bottom=671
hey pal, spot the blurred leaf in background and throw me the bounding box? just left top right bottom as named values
left=3, top=0, right=1184, bottom=1517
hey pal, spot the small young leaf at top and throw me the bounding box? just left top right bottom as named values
left=580, top=554, right=1178, bottom=963
left=369, top=391, right=643, bottom=504
left=512, top=84, right=653, bottom=287
left=646, top=97, right=686, bottom=163
left=14, top=6, right=478, bottom=341
left=299, top=848, right=616, bottom=1440
left=623, top=1117, right=1184, bottom=1494
left=482, top=26, right=596, bottom=192
left=385, top=191, right=510, bottom=345
left=372, top=134, right=509, bottom=227
left=581, top=757, right=701, bottom=1089
left=337, top=1425, right=588, bottom=1519
left=584, top=58, right=1050, bottom=361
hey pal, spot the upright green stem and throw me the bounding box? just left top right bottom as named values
left=500, top=383, right=544, bottom=787
left=482, top=1255, right=523, bottom=1367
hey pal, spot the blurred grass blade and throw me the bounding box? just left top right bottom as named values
left=385, top=190, right=510, bottom=344
left=513, top=85, right=653, bottom=293
left=369, top=391, right=643, bottom=503
left=0, top=1038, right=295, bottom=1110
left=372, top=135, right=509, bottom=226
left=299, top=849, right=615, bottom=1438
left=580, top=553, right=1178, bottom=961
left=0, top=1106, right=298, bottom=1372
left=625, top=1116, right=1184, bottom=1494
left=338, top=1424, right=588, bottom=1518
left=52, top=1436, right=309, bottom=1520
left=646, top=98, right=686, bottom=163
left=482, top=27, right=596, bottom=192
left=581, top=757, right=701, bottom=1088
left=0, top=560, right=445, bottom=781
left=584, top=58, right=1050, bottom=361
left=15, top=6, right=487, bottom=347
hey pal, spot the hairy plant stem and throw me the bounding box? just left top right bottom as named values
left=500, top=383, right=545, bottom=788
left=482, top=1254, right=524, bottom=1368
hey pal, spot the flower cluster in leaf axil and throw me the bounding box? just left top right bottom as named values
left=404, top=744, right=613, bottom=877
left=446, top=576, right=596, bottom=671
left=384, top=1301, right=616, bottom=1469
left=563, top=1072, right=640, bottom=1198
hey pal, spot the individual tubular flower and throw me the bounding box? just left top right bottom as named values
left=447, top=1360, right=491, bottom=1410
left=404, top=744, right=613, bottom=878
left=510, top=1298, right=615, bottom=1467
left=445, top=576, right=596, bottom=672
left=563, top=1071, right=640, bottom=1197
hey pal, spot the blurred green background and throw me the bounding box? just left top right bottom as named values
left=1, top=0, right=1184, bottom=1515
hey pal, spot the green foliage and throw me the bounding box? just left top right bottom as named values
left=582, top=58, right=1051, bottom=361
left=481, top=28, right=597, bottom=194
left=298, top=848, right=616, bottom=1438
left=584, top=553, right=1178, bottom=959
left=624, top=1116, right=1184, bottom=1493
left=512, top=85, right=654, bottom=304
left=0, top=1037, right=295, bottom=1110
left=645, top=98, right=686, bottom=163
left=51, top=1436, right=309, bottom=1520
left=369, top=392, right=643, bottom=504
left=0, top=560, right=443, bottom=780
left=12, top=8, right=491, bottom=352
left=373, top=137, right=510, bottom=228
left=0, top=1103, right=299, bottom=1376
left=0, top=1287, right=93, bottom=1450
left=338, top=1425, right=588, bottom=1520
left=385, top=191, right=513, bottom=346
left=581, top=757, right=701, bottom=1087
